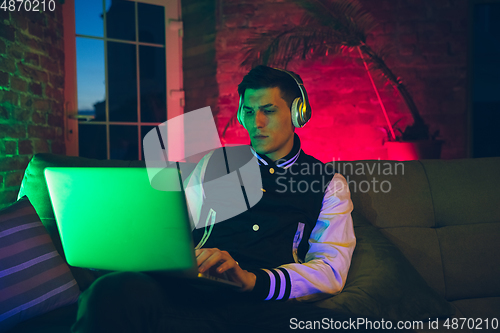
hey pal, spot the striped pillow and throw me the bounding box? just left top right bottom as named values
left=0, top=197, right=80, bottom=332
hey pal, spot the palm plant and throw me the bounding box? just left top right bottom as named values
left=235, top=0, right=437, bottom=142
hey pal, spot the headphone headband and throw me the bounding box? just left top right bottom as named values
left=237, top=68, right=312, bottom=129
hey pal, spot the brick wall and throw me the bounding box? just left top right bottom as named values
left=0, top=8, right=65, bottom=209
left=214, top=0, right=468, bottom=162
left=182, top=0, right=218, bottom=115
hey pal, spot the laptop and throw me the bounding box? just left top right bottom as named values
left=44, top=166, right=242, bottom=289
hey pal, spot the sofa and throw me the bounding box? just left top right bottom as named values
left=2, top=153, right=500, bottom=332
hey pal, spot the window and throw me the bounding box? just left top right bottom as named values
left=63, top=0, right=184, bottom=160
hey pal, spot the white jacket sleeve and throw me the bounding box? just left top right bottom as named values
left=251, top=173, right=356, bottom=301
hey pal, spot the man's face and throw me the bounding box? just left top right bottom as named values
left=242, top=87, right=295, bottom=161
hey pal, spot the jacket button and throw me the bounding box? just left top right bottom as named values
left=252, top=224, right=259, bottom=231
left=269, top=168, right=274, bottom=174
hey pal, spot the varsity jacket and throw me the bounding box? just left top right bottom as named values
left=184, top=134, right=356, bottom=302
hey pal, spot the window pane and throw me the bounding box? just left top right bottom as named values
left=108, top=42, right=138, bottom=122
left=79, top=124, right=107, bottom=159
left=140, top=45, right=166, bottom=123
left=75, top=0, right=110, bottom=38
left=138, top=2, right=165, bottom=45
left=76, top=38, right=105, bottom=120
left=141, top=125, right=157, bottom=161
left=110, top=125, right=138, bottom=160
left=106, top=0, right=136, bottom=42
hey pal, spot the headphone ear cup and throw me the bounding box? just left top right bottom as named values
left=295, top=86, right=312, bottom=128
left=272, top=67, right=312, bottom=128
left=291, top=97, right=302, bottom=128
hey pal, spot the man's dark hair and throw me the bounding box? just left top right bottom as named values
left=238, top=65, right=303, bottom=109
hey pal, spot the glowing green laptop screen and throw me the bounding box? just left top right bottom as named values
left=44, top=167, right=196, bottom=273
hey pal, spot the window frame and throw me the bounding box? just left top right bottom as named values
left=63, top=0, right=184, bottom=159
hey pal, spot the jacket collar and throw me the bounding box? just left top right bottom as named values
left=250, top=133, right=301, bottom=169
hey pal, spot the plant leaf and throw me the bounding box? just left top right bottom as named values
left=241, top=0, right=378, bottom=68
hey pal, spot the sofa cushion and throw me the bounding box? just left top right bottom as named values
left=380, top=227, right=446, bottom=297
left=331, top=160, right=435, bottom=228
left=315, top=212, right=455, bottom=322
left=421, top=157, right=500, bottom=227
left=0, top=197, right=80, bottom=332
left=437, top=223, right=500, bottom=300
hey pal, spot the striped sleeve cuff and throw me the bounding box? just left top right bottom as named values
left=249, top=268, right=291, bottom=301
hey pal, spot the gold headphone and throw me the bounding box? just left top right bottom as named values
left=237, top=68, right=312, bottom=129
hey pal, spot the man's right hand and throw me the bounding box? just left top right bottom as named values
left=195, top=248, right=256, bottom=291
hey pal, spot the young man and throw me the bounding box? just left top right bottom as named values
left=188, top=65, right=356, bottom=300
left=71, top=66, right=359, bottom=332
